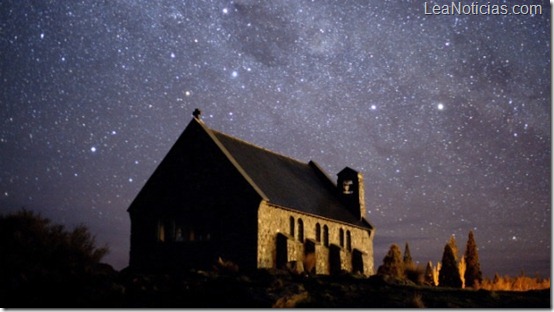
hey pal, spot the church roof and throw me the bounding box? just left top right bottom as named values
left=201, top=120, right=372, bottom=230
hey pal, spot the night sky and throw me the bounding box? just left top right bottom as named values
left=1, top=1, right=550, bottom=277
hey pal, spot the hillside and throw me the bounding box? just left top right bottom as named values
left=5, top=265, right=548, bottom=308
left=118, top=268, right=550, bottom=308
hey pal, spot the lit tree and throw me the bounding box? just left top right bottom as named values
left=464, top=230, right=483, bottom=288
left=458, top=256, right=466, bottom=288
left=448, top=235, right=459, bottom=261
left=433, top=262, right=441, bottom=286
left=424, top=261, right=436, bottom=286
left=438, top=243, right=462, bottom=288
left=377, top=243, right=404, bottom=279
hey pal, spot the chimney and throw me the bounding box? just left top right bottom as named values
left=337, top=167, right=366, bottom=221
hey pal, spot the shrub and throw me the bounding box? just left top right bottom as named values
left=405, top=263, right=425, bottom=285
left=0, top=209, right=110, bottom=306
left=480, top=273, right=551, bottom=291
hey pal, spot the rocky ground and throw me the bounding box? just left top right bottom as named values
left=117, top=268, right=550, bottom=308
left=3, top=264, right=550, bottom=308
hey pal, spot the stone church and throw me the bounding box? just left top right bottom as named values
left=128, top=109, right=375, bottom=275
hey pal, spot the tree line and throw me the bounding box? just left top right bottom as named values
left=377, top=230, right=549, bottom=291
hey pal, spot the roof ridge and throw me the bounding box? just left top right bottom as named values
left=308, top=160, right=337, bottom=188
left=211, top=128, right=311, bottom=167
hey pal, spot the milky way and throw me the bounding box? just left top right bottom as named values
left=0, top=1, right=550, bottom=277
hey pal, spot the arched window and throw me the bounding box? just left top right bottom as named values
left=158, top=221, right=165, bottom=242
left=315, top=223, right=321, bottom=243
left=346, top=230, right=352, bottom=251
left=169, top=220, right=176, bottom=241
left=289, top=216, right=295, bottom=237
left=297, top=219, right=304, bottom=242
left=339, top=228, right=345, bottom=247
left=187, top=228, right=195, bottom=241
left=323, top=225, right=329, bottom=247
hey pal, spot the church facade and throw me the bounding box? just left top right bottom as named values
left=127, top=110, right=375, bottom=275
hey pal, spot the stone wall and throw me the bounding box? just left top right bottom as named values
left=257, top=201, right=374, bottom=276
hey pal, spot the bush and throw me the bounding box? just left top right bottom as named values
left=0, top=209, right=112, bottom=307
left=480, top=273, right=550, bottom=291
left=405, top=263, right=425, bottom=285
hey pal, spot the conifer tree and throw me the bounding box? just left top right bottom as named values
left=464, top=230, right=483, bottom=288
left=438, top=243, right=463, bottom=288
left=424, top=261, right=436, bottom=286
left=448, top=235, right=459, bottom=261
left=402, top=242, right=425, bottom=285
left=377, top=243, right=404, bottom=279
left=403, top=242, right=414, bottom=268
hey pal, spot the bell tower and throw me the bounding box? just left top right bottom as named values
left=337, top=167, right=366, bottom=221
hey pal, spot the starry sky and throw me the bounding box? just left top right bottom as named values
left=0, top=1, right=551, bottom=277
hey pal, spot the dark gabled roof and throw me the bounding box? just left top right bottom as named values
left=204, top=122, right=371, bottom=230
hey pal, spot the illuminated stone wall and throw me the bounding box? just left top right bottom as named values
left=256, top=201, right=375, bottom=276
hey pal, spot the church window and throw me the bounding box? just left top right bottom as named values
left=339, top=228, right=345, bottom=247
left=289, top=216, right=295, bottom=237
left=323, top=225, right=329, bottom=247
left=297, top=219, right=304, bottom=242
left=158, top=221, right=165, bottom=242
left=346, top=230, right=352, bottom=251
left=176, top=227, right=183, bottom=242
left=187, top=228, right=195, bottom=241
left=342, top=180, right=353, bottom=194
left=315, top=223, right=321, bottom=242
